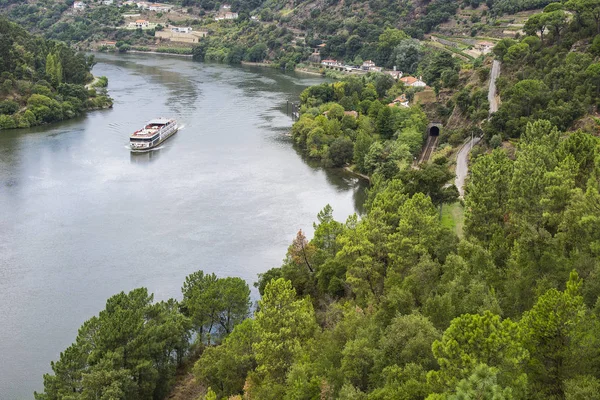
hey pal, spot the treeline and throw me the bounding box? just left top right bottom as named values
left=0, top=17, right=112, bottom=130
left=487, top=0, right=600, bottom=138
left=37, top=119, right=600, bottom=399
left=35, top=272, right=251, bottom=400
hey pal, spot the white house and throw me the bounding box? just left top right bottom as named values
left=148, top=3, right=172, bottom=12
left=102, top=0, right=114, bottom=5
left=362, top=60, right=376, bottom=69
left=386, top=70, right=403, bottom=80
left=73, top=1, right=86, bottom=10
left=171, top=26, right=192, bottom=33
left=223, top=4, right=231, bottom=8
left=133, top=19, right=149, bottom=28
left=400, top=76, right=427, bottom=87
left=225, top=12, right=238, bottom=19
left=389, top=94, right=409, bottom=108
left=321, top=59, right=340, bottom=67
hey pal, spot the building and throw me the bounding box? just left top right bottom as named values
left=386, top=70, right=403, bottom=80
left=148, top=3, right=172, bottom=12
left=321, top=59, right=340, bottom=67
left=400, top=76, right=427, bottom=87
left=136, top=2, right=172, bottom=12
left=171, top=26, right=192, bottom=33
left=223, top=3, right=231, bottom=8
left=99, top=40, right=117, bottom=47
left=476, top=40, right=495, bottom=54
left=133, top=19, right=150, bottom=28
left=389, top=94, right=409, bottom=108
left=225, top=12, right=238, bottom=19
left=362, top=60, right=376, bottom=70
left=102, top=0, right=114, bottom=5
left=73, top=1, right=85, bottom=10
left=155, top=29, right=207, bottom=43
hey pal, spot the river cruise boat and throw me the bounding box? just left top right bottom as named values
left=130, top=118, right=178, bottom=151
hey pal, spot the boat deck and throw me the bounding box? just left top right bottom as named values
left=131, top=127, right=161, bottom=138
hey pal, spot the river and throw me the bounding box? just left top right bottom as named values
left=0, top=53, right=367, bottom=399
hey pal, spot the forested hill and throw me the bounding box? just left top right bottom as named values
left=0, top=17, right=112, bottom=130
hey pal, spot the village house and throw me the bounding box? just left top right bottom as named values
left=171, top=26, right=193, bottom=33
left=386, top=70, right=403, bottom=80
left=133, top=19, right=150, bottom=28
left=101, top=0, right=114, bottom=5
left=400, top=76, right=427, bottom=88
left=99, top=40, right=117, bottom=47
left=215, top=11, right=238, bottom=20
left=388, top=94, right=409, bottom=108
left=136, top=2, right=172, bottom=12
left=362, top=60, right=375, bottom=69
left=476, top=40, right=495, bottom=54
left=73, top=1, right=86, bottom=10
left=321, top=59, right=340, bottom=67
left=148, top=3, right=172, bottom=12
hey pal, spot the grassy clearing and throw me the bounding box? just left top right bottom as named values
left=441, top=202, right=465, bottom=238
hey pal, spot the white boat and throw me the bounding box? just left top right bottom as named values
left=130, top=118, right=178, bottom=151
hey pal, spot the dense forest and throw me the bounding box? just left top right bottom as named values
left=0, top=17, right=112, bottom=130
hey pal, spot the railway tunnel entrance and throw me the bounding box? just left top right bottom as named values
left=429, top=125, right=440, bottom=136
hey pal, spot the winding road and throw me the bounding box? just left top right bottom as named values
left=455, top=60, right=501, bottom=197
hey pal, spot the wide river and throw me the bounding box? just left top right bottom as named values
left=0, top=53, right=366, bottom=399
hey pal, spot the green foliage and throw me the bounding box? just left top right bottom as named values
left=181, top=271, right=251, bottom=344
left=35, top=289, right=191, bottom=400
left=0, top=17, right=110, bottom=129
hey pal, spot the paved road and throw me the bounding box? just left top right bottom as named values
left=455, top=60, right=501, bottom=197
left=455, top=136, right=482, bottom=197
left=488, top=60, right=501, bottom=114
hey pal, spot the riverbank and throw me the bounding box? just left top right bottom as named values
left=121, top=50, right=193, bottom=58
left=344, top=166, right=371, bottom=183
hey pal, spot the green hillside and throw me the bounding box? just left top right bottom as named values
left=0, top=16, right=112, bottom=129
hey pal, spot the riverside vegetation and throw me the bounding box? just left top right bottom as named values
left=35, top=119, right=600, bottom=400
left=23, top=0, right=600, bottom=399
left=0, top=17, right=112, bottom=130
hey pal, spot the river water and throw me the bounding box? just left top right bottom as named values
left=0, top=53, right=366, bottom=399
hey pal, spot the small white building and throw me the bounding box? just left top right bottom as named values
left=73, top=1, right=86, bottom=10
left=400, top=76, right=427, bottom=87
left=148, top=3, right=172, bottom=12
left=321, top=59, right=340, bottom=67
left=362, top=60, right=376, bottom=69
left=223, top=4, right=231, bottom=8
left=389, top=94, right=409, bottom=108
left=171, top=26, right=192, bottom=33
left=134, top=19, right=150, bottom=28
left=102, top=0, right=114, bottom=5
left=387, top=70, right=403, bottom=80
left=225, top=12, right=238, bottom=19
